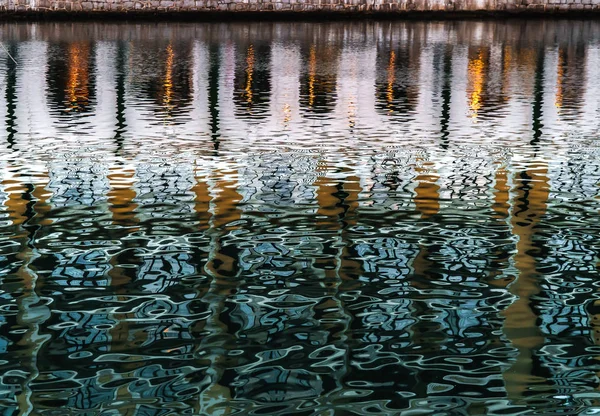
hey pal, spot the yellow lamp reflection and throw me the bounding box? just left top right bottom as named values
left=66, top=43, right=90, bottom=111
left=163, top=44, right=174, bottom=112
left=308, top=45, right=316, bottom=108
left=283, top=102, right=291, bottom=126
left=387, top=50, right=396, bottom=109
left=555, top=48, right=565, bottom=110
left=244, top=45, right=255, bottom=105
left=467, top=49, right=486, bottom=120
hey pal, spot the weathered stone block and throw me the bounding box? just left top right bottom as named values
left=9, top=0, right=600, bottom=15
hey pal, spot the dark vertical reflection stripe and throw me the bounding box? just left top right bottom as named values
left=5, top=44, right=17, bottom=150
left=531, top=49, right=545, bottom=146
left=113, top=41, right=127, bottom=155
left=439, top=46, right=452, bottom=149
left=209, top=45, right=220, bottom=151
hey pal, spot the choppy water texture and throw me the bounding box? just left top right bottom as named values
left=0, top=19, right=600, bottom=415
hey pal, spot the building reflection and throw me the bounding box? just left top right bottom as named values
left=107, top=166, right=138, bottom=228
left=269, top=44, right=301, bottom=131
left=467, top=47, right=489, bottom=119
left=0, top=20, right=600, bottom=414
left=3, top=43, right=18, bottom=149
left=530, top=157, right=600, bottom=400
left=502, top=161, right=550, bottom=401
left=66, top=43, right=92, bottom=112
left=464, top=45, right=512, bottom=122
left=299, top=45, right=338, bottom=116
left=375, top=40, right=420, bottom=119
left=3, top=22, right=595, bottom=152
left=47, top=42, right=95, bottom=114
left=47, top=161, right=110, bottom=207
left=153, top=43, right=194, bottom=119
left=234, top=44, right=271, bottom=121
left=554, top=44, right=587, bottom=116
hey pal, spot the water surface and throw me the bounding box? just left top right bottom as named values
left=1, top=19, right=600, bottom=415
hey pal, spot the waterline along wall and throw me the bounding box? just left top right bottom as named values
left=0, top=0, right=600, bottom=15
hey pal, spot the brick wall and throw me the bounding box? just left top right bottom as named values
left=0, top=0, right=599, bottom=14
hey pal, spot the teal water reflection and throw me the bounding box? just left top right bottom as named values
left=0, top=19, right=600, bottom=415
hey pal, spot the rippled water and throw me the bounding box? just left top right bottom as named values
left=1, top=19, right=600, bottom=415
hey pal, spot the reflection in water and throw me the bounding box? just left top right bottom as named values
left=235, top=44, right=270, bottom=120
left=386, top=50, right=396, bottom=106
left=47, top=42, right=95, bottom=116
left=244, top=45, right=254, bottom=105
left=300, top=44, right=337, bottom=115
left=1, top=19, right=600, bottom=415
left=162, top=44, right=175, bottom=112
left=308, top=45, right=317, bottom=108
left=467, top=48, right=487, bottom=119
left=66, top=43, right=91, bottom=112
left=376, top=42, right=421, bottom=120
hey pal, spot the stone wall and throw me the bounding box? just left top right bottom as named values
left=0, top=0, right=599, bottom=15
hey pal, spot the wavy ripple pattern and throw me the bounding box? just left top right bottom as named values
left=0, top=19, right=600, bottom=415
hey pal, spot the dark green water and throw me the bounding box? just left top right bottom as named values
left=1, top=19, right=600, bottom=415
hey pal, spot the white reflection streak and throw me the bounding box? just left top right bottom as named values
left=90, top=41, right=118, bottom=144
left=219, top=42, right=236, bottom=142
left=190, top=40, right=210, bottom=138
left=581, top=46, right=600, bottom=137
left=268, top=43, right=300, bottom=133
left=15, top=41, right=55, bottom=153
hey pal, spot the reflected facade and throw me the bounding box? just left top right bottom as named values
left=0, top=19, right=600, bottom=415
